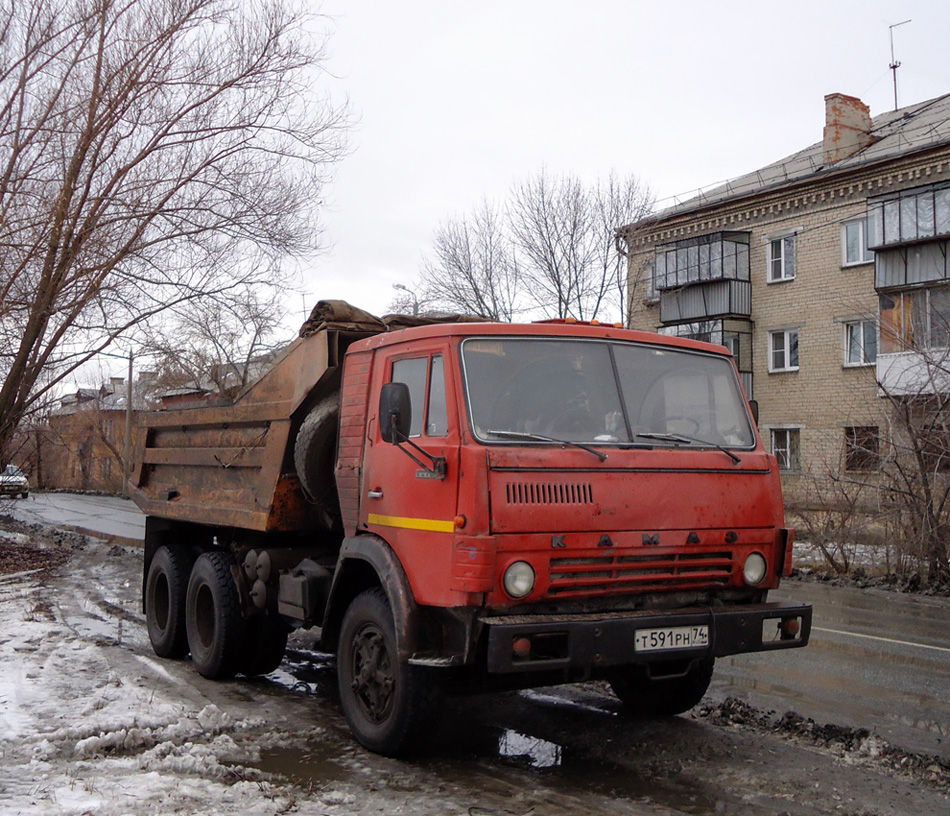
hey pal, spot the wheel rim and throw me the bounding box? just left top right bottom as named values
left=349, top=622, right=395, bottom=723
left=153, top=573, right=171, bottom=634
left=193, top=582, right=216, bottom=650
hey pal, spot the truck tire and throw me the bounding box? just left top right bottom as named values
left=607, top=656, right=715, bottom=716
left=145, top=544, right=192, bottom=658
left=294, top=395, right=341, bottom=524
left=185, top=552, right=245, bottom=679
left=337, top=588, right=443, bottom=756
left=240, top=615, right=289, bottom=676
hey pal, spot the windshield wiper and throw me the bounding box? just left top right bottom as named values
left=486, top=430, right=608, bottom=462
left=635, top=432, right=741, bottom=465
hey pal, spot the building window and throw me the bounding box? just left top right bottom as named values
left=845, top=426, right=880, bottom=471
left=879, top=284, right=950, bottom=353
left=769, top=329, right=799, bottom=372
left=643, top=261, right=658, bottom=302
left=771, top=428, right=800, bottom=471
left=844, top=320, right=877, bottom=366
left=768, top=234, right=796, bottom=282
left=842, top=218, right=874, bottom=266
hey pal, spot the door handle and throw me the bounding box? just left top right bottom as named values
left=368, top=489, right=384, bottom=499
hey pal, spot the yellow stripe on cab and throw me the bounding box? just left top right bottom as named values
left=367, top=513, right=455, bottom=533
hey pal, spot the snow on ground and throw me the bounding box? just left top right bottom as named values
left=0, top=530, right=389, bottom=816
left=0, top=525, right=593, bottom=816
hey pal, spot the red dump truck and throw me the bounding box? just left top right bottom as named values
left=131, top=301, right=811, bottom=756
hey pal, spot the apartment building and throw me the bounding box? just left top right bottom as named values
left=619, top=92, right=950, bottom=505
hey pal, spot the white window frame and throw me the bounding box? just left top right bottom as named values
left=841, top=217, right=874, bottom=267
left=769, top=427, right=801, bottom=471
left=644, top=261, right=658, bottom=303
left=767, top=232, right=797, bottom=283
left=843, top=319, right=877, bottom=367
left=768, top=329, right=800, bottom=373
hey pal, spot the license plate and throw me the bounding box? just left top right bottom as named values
left=634, top=625, right=709, bottom=652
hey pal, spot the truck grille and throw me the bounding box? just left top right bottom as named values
left=505, top=482, right=593, bottom=505
left=548, top=550, right=733, bottom=597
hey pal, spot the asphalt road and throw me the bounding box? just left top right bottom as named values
left=3, top=491, right=948, bottom=761
left=1, top=491, right=145, bottom=544
left=713, top=581, right=950, bottom=760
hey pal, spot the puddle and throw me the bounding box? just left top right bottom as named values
left=426, top=704, right=731, bottom=815
left=497, top=729, right=562, bottom=768
left=265, top=648, right=336, bottom=697
left=249, top=744, right=351, bottom=788
left=246, top=645, right=758, bottom=813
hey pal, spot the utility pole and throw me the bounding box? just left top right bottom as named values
left=124, top=348, right=133, bottom=497
left=889, top=19, right=911, bottom=112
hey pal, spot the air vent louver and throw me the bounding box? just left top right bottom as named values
left=505, top=482, right=593, bottom=505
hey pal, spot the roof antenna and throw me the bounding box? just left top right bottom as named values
left=889, top=19, right=911, bottom=111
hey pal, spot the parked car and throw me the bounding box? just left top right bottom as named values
left=0, top=465, right=30, bottom=499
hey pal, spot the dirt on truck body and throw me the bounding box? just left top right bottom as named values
left=130, top=300, right=812, bottom=756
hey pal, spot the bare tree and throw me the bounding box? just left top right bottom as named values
left=870, top=309, right=950, bottom=582
left=877, top=388, right=950, bottom=583
left=508, top=169, right=652, bottom=322
left=144, top=286, right=287, bottom=400
left=791, top=437, right=877, bottom=575
left=418, top=200, right=520, bottom=321
left=411, top=170, right=652, bottom=323
left=594, top=173, right=654, bottom=325
left=0, top=0, right=348, bottom=456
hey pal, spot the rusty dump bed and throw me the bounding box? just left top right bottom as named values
left=129, top=301, right=389, bottom=533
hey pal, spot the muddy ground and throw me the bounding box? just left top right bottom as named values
left=0, top=516, right=947, bottom=816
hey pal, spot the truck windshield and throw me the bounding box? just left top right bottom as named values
left=460, top=337, right=755, bottom=449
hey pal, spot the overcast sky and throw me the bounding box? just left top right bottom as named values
left=298, top=0, right=950, bottom=321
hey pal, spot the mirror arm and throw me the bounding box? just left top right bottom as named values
left=389, top=417, right=447, bottom=479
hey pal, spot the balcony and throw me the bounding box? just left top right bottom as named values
left=659, top=279, right=752, bottom=322
left=876, top=351, right=950, bottom=396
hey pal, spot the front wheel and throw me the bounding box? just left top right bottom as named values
left=607, top=656, right=714, bottom=716
left=337, top=589, right=442, bottom=756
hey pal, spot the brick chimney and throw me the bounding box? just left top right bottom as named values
left=823, top=93, right=873, bottom=164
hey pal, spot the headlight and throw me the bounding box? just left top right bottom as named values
left=503, top=561, right=535, bottom=598
left=743, top=552, right=768, bottom=585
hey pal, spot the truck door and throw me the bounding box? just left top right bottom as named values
left=362, top=351, right=461, bottom=606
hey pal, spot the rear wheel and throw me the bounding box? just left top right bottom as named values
left=145, top=544, right=192, bottom=658
left=337, top=589, right=443, bottom=756
left=608, top=657, right=715, bottom=716
left=185, top=552, right=245, bottom=679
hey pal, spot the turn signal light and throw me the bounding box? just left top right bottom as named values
left=779, top=617, right=801, bottom=640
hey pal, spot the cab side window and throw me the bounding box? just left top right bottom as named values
left=391, top=355, right=448, bottom=438
left=427, top=356, right=448, bottom=436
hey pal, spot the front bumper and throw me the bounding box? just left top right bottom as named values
left=483, top=601, right=811, bottom=673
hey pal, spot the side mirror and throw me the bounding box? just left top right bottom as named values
left=748, top=399, right=759, bottom=426
left=379, top=382, right=412, bottom=443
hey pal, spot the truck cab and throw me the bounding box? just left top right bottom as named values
left=326, top=321, right=809, bottom=752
